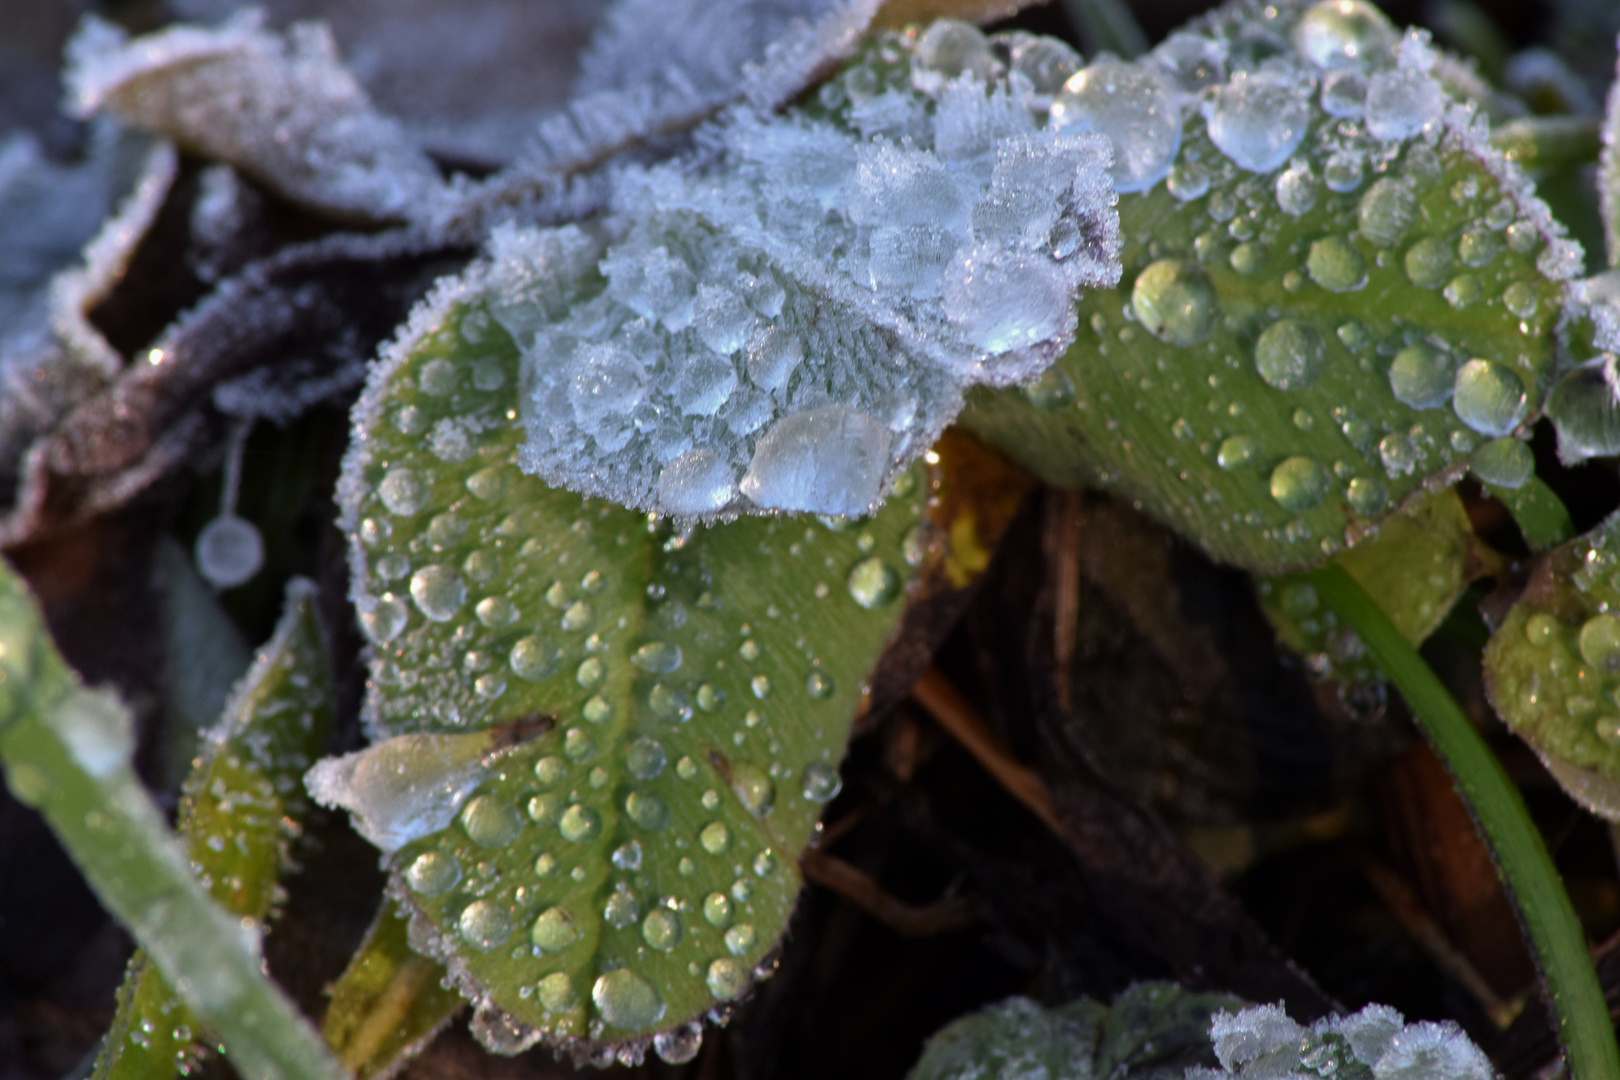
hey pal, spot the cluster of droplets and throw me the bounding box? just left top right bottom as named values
left=1193, top=1001, right=1492, bottom=1079
left=492, top=20, right=1119, bottom=522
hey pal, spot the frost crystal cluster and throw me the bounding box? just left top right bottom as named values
left=1193, top=1002, right=1493, bottom=1079
left=488, top=23, right=1119, bottom=520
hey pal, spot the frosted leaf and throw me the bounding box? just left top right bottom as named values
left=305, top=732, right=496, bottom=852
left=1603, top=45, right=1620, bottom=269
left=493, top=31, right=1119, bottom=520
left=67, top=12, right=446, bottom=225
left=1372, top=1021, right=1492, bottom=1080
left=1201, top=1002, right=1492, bottom=1079
left=1209, top=1003, right=1302, bottom=1070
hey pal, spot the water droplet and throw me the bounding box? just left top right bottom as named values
left=677, top=756, right=699, bottom=780
left=1293, top=0, right=1397, bottom=67
left=625, top=738, right=666, bottom=780
left=1457, top=227, right=1501, bottom=269
left=560, top=601, right=593, bottom=630
left=581, top=695, right=612, bottom=724
left=1402, top=237, right=1452, bottom=289
left=405, top=851, right=461, bottom=896
left=534, top=756, right=566, bottom=787
left=1503, top=282, right=1539, bottom=318
left=465, top=465, right=506, bottom=501
left=626, top=791, right=669, bottom=831
left=474, top=673, right=506, bottom=700
left=409, top=565, right=465, bottom=622
left=728, top=762, right=775, bottom=816
left=753, top=850, right=778, bottom=877
left=847, top=557, right=901, bottom=608
left=361, top=594, right=408, bottom=643
left=1024, top=367, right=1076, bottom=410
left=1204, top=71, right=1311, bottom=173
left=537, top=972, right=576, bottom=1012
left=750, top=674, right=772, bottom=700
left=700, top=821, right=731, bottom=854
left=654, top=1024, right=704, bottom=1065
left=457, top=900, right=512, bottom=950
left=1388, top=343, right=1454, bottom=409
left=195, top=516, right=263, bottom=588
left=593, top=969, right=666, bottom=1030
left=379, top=467, right=426, bottom=517
left=738, top=638, right=762, bottom=662
left=1471, top=437, right=1534, bottom=489
left=426, top=512, right=467, bottom=550
left=642, top=908, right=683, bottom=950
left=648, top=683, right=691, bottom=721
left=510, top=635, right=562, bottom=681
left=1525, top=612, right=1559, bottom=647
left=1307, top=236, right=1367, bottom=292
left=631, top=641, right=683, bottom=673
left=1276, top=162, right=1317, bottom=216
left=531, top=906, right=579, bottom=952
left=800, top=760, right=843, bottom=803
left=1365, top=66, right=1446, bottom=142
left=1166, top=160, right=1210, bottom=202
left=1578, top=614, right=1620, bottom=673
left=696, top=683, right=726, bottom=712
left=1050, top=56, right=1180, bottom=192
left=461, top=795, right=523, bottom=847
left=1453, top=360, right=1527, bottom=436
left=1254, top=319, right=1326, bottom=391
left=1442, top=274, right=1482, bottom=309
left=605, top=888, right=640, bottom=928
left=528, top=793, right=563, bottom=825
left=1270, top=457, right=1331, bottom=512
left=564, top=728, right=595, bottom=762
left=613, top=840, right=643, bottom=871
left=535, top=852, right=558, bottom=876
left=1216, top=436, right=1260, bottom=470
left=473, top=597, right=518, bottom=630
left=706, top=958, right=748, bottom=1001
left=1346, top=477, right=1388, bottom=515
left=558, top=804, right=601, bottom=842
left=1130, top=260, right=1218, bottom=347
left=803, top=670, right=836, bottom=700
left=1358, top=178, right=1417, bottom=247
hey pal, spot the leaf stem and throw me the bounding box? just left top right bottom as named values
left=1309, top=562, right=1618, bottom=1080
left=1487, top=476, right=1577, bottom=552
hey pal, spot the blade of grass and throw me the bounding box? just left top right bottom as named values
left=0, top=559, right=347, bottom=1080
left=1058, top=0, right=1147, bottom=59
left=1309, top=562, right=1618, bottom=1080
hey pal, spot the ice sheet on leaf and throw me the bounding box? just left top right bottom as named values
left=67, top=11, right=446, bottom=225
left=1200, top=1001, right=1491, bottom=1080
left=500, top=41, right=1118, bottom=520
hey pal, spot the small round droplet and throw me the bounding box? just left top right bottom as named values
left=1275, top=163, right=1317, bottom=216
left=1254, top=319, right=1326, bottom=391
left=724, top=923, right=758, bottom=955
left=584, top=695, right=615, bottom=724
left=1216, top=436, right=1260, bottom=470
left=1130, top=260, right=1218, bottom=347
left=1270, top=457, right=1331, bottom=512
left=642, top=908, right=683, bottom=950
left=706, top=958, right=748, bottom=1001
left=1503, top=282, right=1539, bottom=319
left=847, top=557, right=901, bottom=609
left=1403, top=237, right=1452, bottom=289
left=805, top=670, right=835, bottom=700
left=534, top=852, right=558, bottom=876
left=1024, top=367, right=1076, bottom=410
left=654, top=1024, right=704, bottom=1066
left=510, top=635, right=562, bottom=681
left=605, top=889, right=640, bottom=928
left=457, top=900, right=512, bottom=951
left=474, top=597, right=519, bottom=629
left=460, top=796, right=523, bottom=848
left=1443, top=274, right=1482, bottom=309
left=593, top=969, right=666, bottom=1030
left=564, top=727, right=595, bottom=762
left=1293, top=0, right=1397, bottom=68
left=558, top=804, right=601, bottom=842
left=1579, top=614, right=1620, bottom=673
left=528, top=793, right=562, bottom=825
left=728, top=762, right=776, bottom=816
left=1388, top=344, right=1454, bottom=409
left=753, top=850, right=778, bottom=877
left=1524, top=613, right=1559, bottom=647
left=626, top=791, right=670, bottom=831
left=195, top=516, right=264, bottom=588
left=1346, top=477, right=1388, bottom=515
left=537, top=972, right=576, bottom=1012
left=625, top=737, right=666, bottom=780
left=1453, top=360, right=1527, bottom=437
left=696, top=683, right=726, bottom=711
left=1379, top=432, right=1418, bottom=476
left=1358, top=178, right=1418, bottom=247
left=648, top=683, right=690, bottom=721
left=704, top=892, right=733, bottom=927
left=750, top=674, right=772, bottom=699
left=361, top=594, right=408, bottom=643
left=1204, top=71, right=1311, bottom=174
left=576, top=657, right=605, bottom=688
left=1307, top=236, right=1367, bottom=292
left=613, top=840, right=643, bottom=871
left=409, top=565, right=465, bottom=622
left=378, top=468, right=426, bottom=517
left=1470, top=438, right=1534, bottom=489
left=535, top=756, right=566, bottom=787
left=801, top=761, right=843, bottom=803
left=531, top=906, right=580, bottom=951
left=631, top=641, right=683, bottom=673
left=405, top=851, right=461, bottom=896
left=700, top=821, right=731, bottom=854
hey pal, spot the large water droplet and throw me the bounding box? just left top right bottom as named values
left=1547, top=362, right=1620, bottom=460
left=1293, top=0, right=1397, bottom=67
left=1204, top=72, right=1311, bottom=174
left=1388, top=343, right=1454, bottom=409
left=700, top=821, right=731, bottom=854
left=706, top=958, right=748, bottom=1001
left=631, top=641, right=683, bottom=673
left=558, top=804, right=601, bottom=842
left=642, top=908, right=682, bottom=950
left=1346, top=477, right=1388, bottom=515
left=801, top=761, right=843, bottom=803
left=510, top=635, right=562, bottom=681
left=195, top=516, right=263, bottom=589
left=1579, top=614, right=1620, bottom=673
left=654, top=1024, right=704, bottom=1066
left=409, top=565, right=465, bottom=622
left=457, top=900, right=512, bottom=951
left=1270, top=457, right=1331, bottom=512
left=1453, top=360, right=1527, bottom=436
left=1275, top=163, right=1317, bottom=216
left=531, top=906, right=579, bottom=951
left=361, top=594, right=408, bottom=643
left=1365, top=67, right=1446, bottom=142
left=1050, top=56, right=1180, bottom=193
left=1216, top=436, right=1260, bottom=470
left=1254, top=320, right=1326, bottom=391
left=1403, top=237, right=1452, bottom=289
left=847, top=557, right=901, bottom=609
left=405, top=851, right=461, bottom=896
left=460, top=795, right=522, bottom=847
left=1130, top=260, right=1218, bottom=346
left=593, top=969, right=666, bottom=1030
left=1306, top=236, right=1367, bottom=292
left=537, top=972, right=576, bottom=1012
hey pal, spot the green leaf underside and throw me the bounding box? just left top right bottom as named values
left=962, top=99, right=1565, bottom=572
left=342, top=298, right=933, bottom=1049
left=1483, top=510, right=1620, bottom=813
left=1259, top=489, right=1486, bottom=685
left=93, top=581, right=333, bottom=1080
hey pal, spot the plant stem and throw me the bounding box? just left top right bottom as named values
left=1309, top=562, right=1618, bottom=1080
left=1059, top=0, right=1148, bottom=59
left=1487, top=476, right=1577, bottom=552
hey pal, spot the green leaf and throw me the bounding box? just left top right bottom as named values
left=91, top=578, right=333, bottom=1080
left=322, top=900, right=463, bottom=1080
left=1483, top=511, right=1620, bottom=816
left=1258, top=488, right=1499, bottom=685
left=323, top=292, right=952, bottom=1061
left=960, top=27, right=1575, bottom=572
left=0, top=562, right=345, bottom=1080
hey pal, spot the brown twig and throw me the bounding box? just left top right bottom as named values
left=910, top=665, right=1064, bottom=837
left=799, top=849, right=978, bottom=937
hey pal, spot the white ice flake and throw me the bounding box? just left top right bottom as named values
left=1203, top=1001, right=1493, bottom=1080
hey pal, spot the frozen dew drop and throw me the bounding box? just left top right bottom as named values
left=378, top=467, right=427, bottom=517
left=943, top=245, right=1071, bottom=354
left=740, top=406, right=891, bottom=518
left=1546, top=363, right=1620, bottom=459
left=692, top=285, right=755, bottom=356
left=531, top=906, right=580, bottom=951
left=558, top=804, right=601, bottom=842
left=460, top=795, right=523, bottom=847
left=626, top=791, right=670, bottom=831
left=1579, top=614, right=1620, bottom=673
left=1216, top=436, right=1260, bottom=470
left=457, top=900, right=513, bottom=951
left=724, top=923, right=758, bottom=956
left=1365, top=67, right=1446, bottom=142
left=1470, top=438, right=1534, bottom=489
left=1458, top=227, right=1502, bottom=268
left=805, top=670, right=836, bottom=700
left=729, top=762, right=776, bottom=816
left=612, top=840, right=643, bottom=871
left=1293, top=0, right=1397, bottom=68
left=375, top=553, right=409, bottom=581
left=1150, top=33, right=1227, bottom=97
left=195, top=516, right=264, bottom=588
left=847, top=557, right=901, bottom=609
left=510, top=635, right=562, bottom=681
left=706, top=958, right=748, bottom=1001
left=593, top=969, right=666, bottom=1031
left=1165, top=161, right=1211, bottom=202
left=1270, top=457, right=1331, bottom=512
left=409, top=565, right=466, bottom=622
left=625, top=737, right=667, bottom=780
left=1204, top=72, right=1311, bottom=174
left=1131, top=260, right=1218, bottom=347
left=1357, top=178, right=1418, bottom=248
left=1254, top=319, right=1326, bottom=391
left=418, top=359, right=458, bottom=396
left=654, top=1024, right=704, bottom=1066
left=1388, top=343, right=1454, bottom=409
left=405, top=851, right=461, bottom=896
left=537, top=972, right=576, bottom=1012
left=1050, top=56, right=1180, bottom=193
left=916, top=19, right=999, bottom=81
left=703, top=892, right=733, bottom=926
left=360, top=594, right=408, bottom=643
left=802, top=761, right=843, bottom=803
left=1011, top=36, right=1081, bottom=95
left=1275, top=163, right=1317, bottom=216
left=1307, top=236, right=1367, bottom=292
left=631, top=641, right=683, bottom=674
left=605, top=889, right=640, bottom=928
left=657, top=449, right=737, bottom=516
left=1403, top=237, right=1452, bottom=289
left=1503, top=282, right=1539, bottom=318
left=642, top=908, right=682, bottom=950
left=700, top=821, right=731, bottom=854
left=1453, top=360, right=1527, bottom=436
left=1321, top=69, right=1368, bottom=117
left=1346, top=477, right=1388, bottom=515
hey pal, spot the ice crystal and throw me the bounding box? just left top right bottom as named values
left=1195, top=1001, right=1491, bottom=1079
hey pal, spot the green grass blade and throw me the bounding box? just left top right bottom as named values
left=0, top=562, right=346, bottom=1080
left=1308, top=562, right=1618, bottom=1080
left=1058, top=0, right=1147, bottom=59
